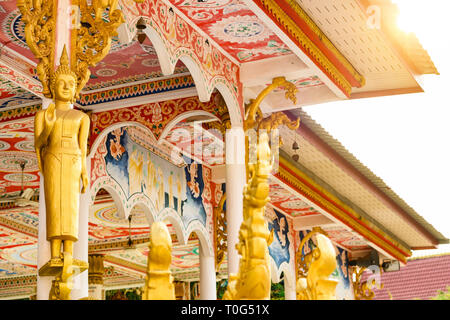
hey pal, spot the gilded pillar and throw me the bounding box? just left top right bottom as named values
left=88, top=254, right=105, bottom=300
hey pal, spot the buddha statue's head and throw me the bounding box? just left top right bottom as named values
left=50, top=45, right=78, bottom=103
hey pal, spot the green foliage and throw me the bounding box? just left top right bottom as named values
left=271, top=280, right=285, bottom=300
left=105, top=288, right=142, bottom=300
left=216, top=279, right=286, bottom=300
left=431, top=286, right=450, bottom=300
left=216, top=279, right=228, bottom=300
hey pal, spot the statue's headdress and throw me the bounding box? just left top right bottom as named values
left=50, top=45, right=78, bottom=101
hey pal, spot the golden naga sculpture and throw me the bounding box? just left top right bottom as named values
left=295, top=228, right=338, bottom=300
left=243, top=77, right=298, bottom=132
left=223, top=77, right=299, bottom=300
left=75, top=0, right=124, bottom=98
left=35, top=47, right=90, bottom=299
left=223, top=131, right=274, bottom=300
left=17, top=0, right=55, bottom=97
left=214, top=192, right=227, bottom=272
left=351, top=266, right=384, bottom=300
left=18, top=0, right=124, bottom=99
left=142, top=222, right=175, bottom=300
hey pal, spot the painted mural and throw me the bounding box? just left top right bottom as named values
left=103, top=127, right=186, bottom=213
left=93, top=124, right=220, bottom=238
left=167, top=0, right=292, bottom=62
left=267, top=207, right=291, bottom=270
left=181, top=159, right=207, bottom=226
left=297, top=230, right=354, bottom=300
left=331, top=246, right=354, bottom=300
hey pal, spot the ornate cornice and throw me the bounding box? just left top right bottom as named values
left=0, top=103, right=42, bottom=122
left=0, top=215, right=38, bottom=237
left=253, top=0, right=365, bottom=97
left=276, top=156, right=411, bottom=263
left=78, top=75, right=195, bottom=107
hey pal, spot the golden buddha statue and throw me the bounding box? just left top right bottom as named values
left=34, top=46, right=90, bottom=265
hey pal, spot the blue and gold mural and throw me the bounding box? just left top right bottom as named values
left=332, top=246, right=353, bottom=300
left=103, top=127, right=212, bottom=229
left=181, top=160, right=207, bottom=226
left=267, top=208, right=291, bottom=269
left=298, top=229, right=354, bottom=300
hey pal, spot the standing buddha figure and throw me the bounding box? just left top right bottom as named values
left=34, top=46, right=90, bottom=265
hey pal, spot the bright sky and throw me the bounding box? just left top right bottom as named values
left=303, top=0, right=450, bottom=258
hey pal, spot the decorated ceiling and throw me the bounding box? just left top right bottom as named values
left=0, top=1, right=190, bottom=98
left=166, top=0, right=292, bottom=62
left=0, top=117, right=37, bottom=194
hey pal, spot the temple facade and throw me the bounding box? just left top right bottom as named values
left=0, top=0, right=447, bottom=300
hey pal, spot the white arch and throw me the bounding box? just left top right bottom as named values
left=278, top=261, right=296, bottom=289
left=119, top=15, right=244, bottom=128
left=269, top=257, right=296, bottom=284
left=282, top=264, right=297, bottom=296
left=214, top=82, right=243, bottom=128
left=90, top=177, right=127, bottom=221
left=157, top=207, right=186, bottom=246
left=128, top=193, right=158, bottom=224
left=158, top=110, right=219, bottom=142
left=270, top=257, right=280, bottom=283
left=185, top=220, right=214, bottom=257
left=89, top=121, right=157, bottom=157
left=141, top=19, right=174, bottom=76
left=176, top=55, right=210, bottom=102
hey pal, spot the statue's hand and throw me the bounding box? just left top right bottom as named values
left=81, top=171, right=89, bottom=193
left=44, top=103, right=56, bottom=126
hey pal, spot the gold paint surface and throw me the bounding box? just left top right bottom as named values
left=296, top=230, right=338, bottom=300
left=224, top=77, right=300, bottom=300
left=142, top=222, right=176, bottom=300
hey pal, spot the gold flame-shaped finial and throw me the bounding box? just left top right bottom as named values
left=59, top=45, right=69, bottom=67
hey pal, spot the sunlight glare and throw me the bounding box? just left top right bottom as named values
left=391, top=0, right=427, bottom=34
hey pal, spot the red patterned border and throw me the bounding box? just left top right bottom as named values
left=89, top=92, right=224, bottom=148
left=120, top=0, right=243, bottom=118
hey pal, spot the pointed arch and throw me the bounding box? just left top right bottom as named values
left=90, top=178, right=127, bottom=221
left=89, top=121, right=157, bottom=158
left=214, top=81, right=243, bottom=128
left=157, top=207, right=186, bottom=246
left=128, top=193, right=158, bottom=224
left=176, top=55, right=209, bottom=102
left=158, top=110, right=219, bottom=142
left=186, top=221, right=214, bottom=257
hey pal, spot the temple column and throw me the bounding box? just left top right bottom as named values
left=199, top=246, right=216, bottom=300
left=71, top=171, right=91, bottom=300
left=88, top=254, right=105, bottom=300
left=35, top=0, right=74, bottom=301
left=225, top=127, right=246, bottom=276
left=284, top=277, right=297, bottom=300
left=36, top=98, right=53, bottom=300
left=20, top=0, right=122, bottom=300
